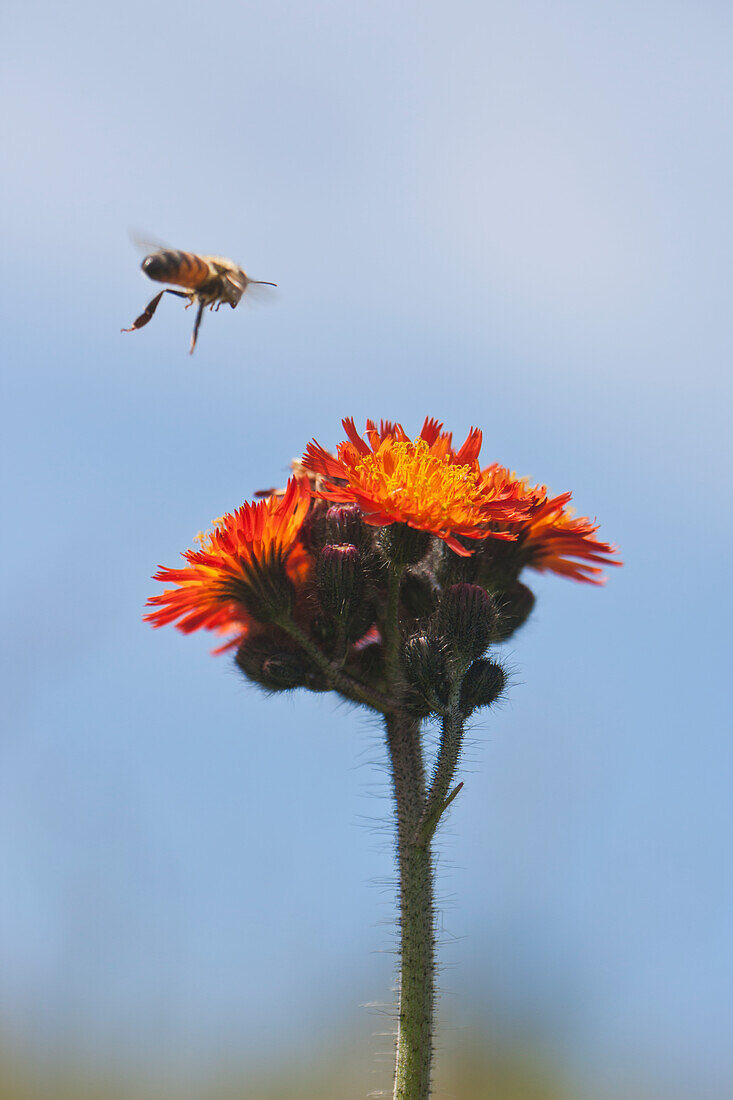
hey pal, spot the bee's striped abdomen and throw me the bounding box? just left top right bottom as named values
left=141, top=250, right=211, bottom=290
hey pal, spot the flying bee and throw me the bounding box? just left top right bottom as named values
left=122, top=247, right=277, bottom=353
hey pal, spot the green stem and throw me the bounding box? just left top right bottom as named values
left=386, top=710, right=434, bottom=1100
left=277, top=616, right=390, bottom=713
left=417, top=702, right=465, bottom=847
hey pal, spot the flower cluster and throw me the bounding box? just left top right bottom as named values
left=146, top=417, right=620, bottom=713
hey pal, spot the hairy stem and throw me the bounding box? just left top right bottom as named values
left=417, top=702, right=465, bottom=847
left=277, top=615, right=390, bottom=712
left=386, top=710, right=434, bottom=1100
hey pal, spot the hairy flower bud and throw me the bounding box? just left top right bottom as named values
left=236, top=633, right=326, bottom=692
left=469, top=538, right=523, bottom=592
left=310, top=612, right=337, bottom=649
left=261, top=654, right=312, bottom=689
left=299, top=498, right=329, bottom=552
left=494, top=581, right=536, bottom=641
left=325, top=504, right=365, bottom=547
left=377, top=523, right=431, bottom=568
left=316, top=543, right=364, bottom=617
left=459, top=658, right=505, bottom=715
left=402, top=632, right=450, bottom=714
left=435, top=583, right=497, bottom=664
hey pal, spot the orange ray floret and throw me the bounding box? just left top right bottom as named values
left=144, top=478, right=313, bottom=641
left=482, top=464, right=621, bottom=583
left=303, top=418, right=531, bottom=556
left=519, top=494, right=621, bottom=583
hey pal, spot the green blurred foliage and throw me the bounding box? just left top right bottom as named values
left=1, top=1037, right=573, bottom=1100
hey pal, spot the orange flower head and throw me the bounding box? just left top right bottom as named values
left=519, top=492, right=621, bottom=583
left=303, top=418, right=531, bottom=556
left=481, top=465, right=621, bottom=584
left=144, top=478, right=313, bottom=642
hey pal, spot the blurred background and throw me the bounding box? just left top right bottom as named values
left=1, top=1, right=731, bottom=1097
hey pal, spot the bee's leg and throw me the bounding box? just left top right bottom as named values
left=121, top=289, right=189, bottom=333
left=189, top=299, right=206, bottom=354
left=121, top=291, right=164, bottom=332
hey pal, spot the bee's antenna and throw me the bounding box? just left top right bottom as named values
left=249, top=280, right=278, bottom=287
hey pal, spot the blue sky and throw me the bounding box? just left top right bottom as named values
left=1, top=2, right=732, bottom=1096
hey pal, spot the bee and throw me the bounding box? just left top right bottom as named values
left=122, top=247, right=277, bottom=353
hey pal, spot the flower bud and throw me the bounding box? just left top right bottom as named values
left=377, top=523, right=431, bottom=568
left=402, top=632, right=450, bottom=714
left=494, top=582, right=535, bottom=641
left=261, top=654, right=312, bottom=689
left=435, top=583, right=497, bottom=664
left=298, top=499, right=329, bottom=552
left=316, top=543, right=364, bottom=617
left=459, top=658, right=505, bottom=715
left=236, top=633, right=325, bottom=692
left=325, top=503, right=365, bottom=547
left=470, top=538, right=522, bottom=592
left=310, top=612, right=336, bottom=649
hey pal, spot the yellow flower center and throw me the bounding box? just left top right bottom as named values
left=353, top=439, right=484, bottom=519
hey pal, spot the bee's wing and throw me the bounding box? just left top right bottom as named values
left=129, top=230, right=175, bottom=256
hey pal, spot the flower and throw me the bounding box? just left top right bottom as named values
left=480, top=465, right=620, bottom=583
left=303, top=418, right=531, bottom=556
left=144, top=478, right=313, bottom=641
left=517, top=492, right=621, bottom=583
